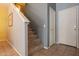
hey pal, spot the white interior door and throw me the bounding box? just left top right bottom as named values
left=49, top=7, right=55, bottom=46
left=58, top=6, right=77, bottom=47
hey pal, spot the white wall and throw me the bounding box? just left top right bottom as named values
left=56, top=4, right=79, bottom=44
left=57, top=7, right=76, bottom=45
left=8, top=4, right=29, bottom=56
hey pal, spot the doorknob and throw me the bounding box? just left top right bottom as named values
left=74, top=25, right=77, bottom=30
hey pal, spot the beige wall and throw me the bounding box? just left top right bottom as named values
left=0, top=4, right=9, bottom=41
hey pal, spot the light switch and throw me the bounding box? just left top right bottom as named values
left=44, top=24, right=46, bottom=28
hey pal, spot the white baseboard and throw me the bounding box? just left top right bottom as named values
left=44, top=46, right=49, bottom=49
left=7, top=40, right=22, bottom=56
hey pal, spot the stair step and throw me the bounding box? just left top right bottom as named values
left=28, top=29, right=32, bottom=31
left=28, top=28, right=32, bottom=30
left=29, top=26, right=32, bottom=28
left=28, top=24, right=42, bottom=56
left=28, top=39, right=41, bottom=47
left=28, top=31, right=36, bottom=35
left=29, top=35, right=37, bottom=38
left=28, top=28, right=35, bottom=32
left=29, top=37, right=37, bottom=40
left=29, top=39, right=41, bottom=43
left=28, top=44, right=42, bottom=56
left=28, top=30, right=34, bottom=33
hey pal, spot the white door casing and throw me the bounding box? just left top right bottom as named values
left=76, top=6, right=79, bottom=48
left=49, top=7, right=55, bottom=46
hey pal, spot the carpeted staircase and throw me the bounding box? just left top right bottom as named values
left=28, top=24, right=42, bottom=56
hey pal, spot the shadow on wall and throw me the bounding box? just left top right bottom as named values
left=25, top=3, right=48, bottom=47
left=56, top=3, right=79, bottom=11
left=15, top=3, right=27, bottom=15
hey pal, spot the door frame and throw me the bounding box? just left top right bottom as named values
left=76, top=6, right=79, bottom=48
left=48, top=6, right=56, bottom=47
left=48, top=5, right=79, bottom=48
